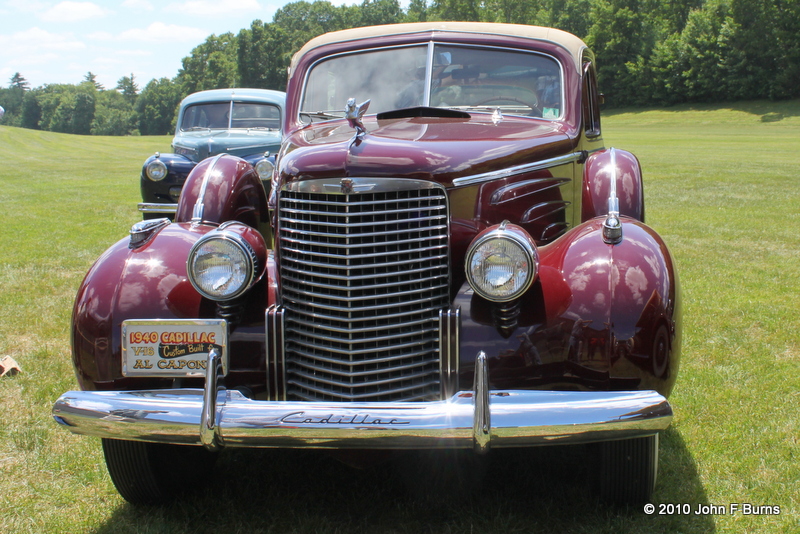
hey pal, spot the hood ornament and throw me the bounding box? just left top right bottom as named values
left=345, top=98, right=370, bottom=137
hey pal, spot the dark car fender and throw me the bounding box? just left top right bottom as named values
left=139, top=153, right=196, bottom=203
left=455, top=217, right=680, bottom=398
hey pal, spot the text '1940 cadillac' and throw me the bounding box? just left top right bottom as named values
left=53, top=22, right=681, bottom=505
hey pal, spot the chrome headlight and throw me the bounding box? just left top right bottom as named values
left=187, top=228, right=260, bottom=301
left=465, top=222, right=538, bottom=302
left=255, top=157, right=274, bottom=180
left=145, top=158, right=168, bottom=181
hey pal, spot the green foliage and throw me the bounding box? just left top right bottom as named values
left=237, top=20, right=290, bottom=91
left=176, top=33, right=239, bottom=94
left=92, top=90, right=138, bottom=136
left=136, top=77, right=183, bottom=135
left=116, top=74, right=139, bottom=105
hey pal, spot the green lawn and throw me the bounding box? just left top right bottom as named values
left=1, top=101, right=798, bottom=533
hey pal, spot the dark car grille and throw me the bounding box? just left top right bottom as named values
left=278, top=180, right=450, bottom=402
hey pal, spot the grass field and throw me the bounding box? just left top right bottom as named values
left=1, top=100, right=798, bottom=533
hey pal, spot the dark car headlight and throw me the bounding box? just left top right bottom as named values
left=255, top=157, right=274, bottom=180
left=145, top=158, right=168, bottom=181
left=187, top=224, right=265, bottom=301
left=466, top=222, right=538, bottom=302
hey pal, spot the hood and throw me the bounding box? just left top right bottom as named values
left=278, top=114, right=575, bottom=187
left=173, top=130, right=283, bottom=163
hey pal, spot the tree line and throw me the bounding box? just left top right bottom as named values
left=1, top=0, right=797, bottom=136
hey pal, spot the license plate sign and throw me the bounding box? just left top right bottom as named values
left=122, top=319, right=227, bottom=377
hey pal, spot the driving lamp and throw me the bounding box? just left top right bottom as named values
left=466, top=222, right=538, bottom=302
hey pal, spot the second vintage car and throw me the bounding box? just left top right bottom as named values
left=139, top=88, right=285, bottom=218
left=55, top=22, right=681, bottom=506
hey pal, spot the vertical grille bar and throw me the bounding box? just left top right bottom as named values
left=278, top=178, right=450, bottom=402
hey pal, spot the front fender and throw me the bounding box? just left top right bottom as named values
left=140, top=153, right=196, bottom=204
left=71, top=223, right=213, bottom=390
left=457, top=217, right=680, bottom=398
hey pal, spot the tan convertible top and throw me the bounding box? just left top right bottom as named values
left=289, top=22, right=588, bottom=76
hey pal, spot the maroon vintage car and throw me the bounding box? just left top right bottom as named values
left=53, top=22, right=680, bottom=505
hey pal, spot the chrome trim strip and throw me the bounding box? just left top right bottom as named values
left=138, top=202, right=178, bottom=214
left=473, top=352, right=490, bottom=453
left=192, top=153, right=224, bottom=224
left=603, top=147, right=623, bottom=244
left=451, top=153, right=581, bottom=187
left=53, top=388, right=673, bottom=449
left=490, top=177, right=570, bottom=205
left=285, top=176, right=441, bottom=194
left=439, top=307, right=460, bottom=400
left=266, top=305, right=286, bottom=401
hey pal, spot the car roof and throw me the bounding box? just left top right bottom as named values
left=289, top=22, right=588, bottom=76
left=180, top=88, right=286, bottom=107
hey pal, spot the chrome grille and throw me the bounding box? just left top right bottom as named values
left=278, top=179, right=450, bottom=402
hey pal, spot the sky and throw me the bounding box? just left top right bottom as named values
left=0, top=0, right=336, bottom=91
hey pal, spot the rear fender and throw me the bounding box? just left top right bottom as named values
left=582, top=148, right=644, bottom=222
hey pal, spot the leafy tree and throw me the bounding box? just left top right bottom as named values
left=0, top=73, right=30, bottom=125
left=772, top=0, right=800, bottom=99
left=273, top=1, right=349, bottom=53
left=403, top=0, right=429, bottom=21
left=586, top=0, right=656, bottom=106
left=9, top=72, right=29, bottom=90
left=720, top=0, right=780, bottom=100
left=21, top=90, right=42, bottom=129
left=534, top=0, right=592, bottom=38
left=116, top=74, right=139, bottom=104
left=351, top=0, right=403, bottom=27
left=137, top=77, right=183, bottom=135
left=237, top=20, right=290, bottom=90
left=481, top=0, right=537, bottom=24
left=428, top=0, right=481, bottom=20
left=92, top=90, right=138, bottom=135
left=84, top=72, right=104, bottom=91
left=176, top=33, right=239, bottom=94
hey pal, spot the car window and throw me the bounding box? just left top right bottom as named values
left=300, top=43, right=563, bottom=120
left=181, top=102, right=281, bottom=131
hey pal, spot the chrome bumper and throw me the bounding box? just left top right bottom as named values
left=53, top=352, right=672, bottom=452
left=138, top=202, right=178, bottom=214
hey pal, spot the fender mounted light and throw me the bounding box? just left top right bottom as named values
left=187, top=222, right=267, bottom=301
left=465, top=221, right=539, bottom=302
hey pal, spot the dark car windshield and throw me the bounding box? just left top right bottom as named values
left=180, top=102, right=281, bottom=131
left=300, top=43, right=563, bottom=120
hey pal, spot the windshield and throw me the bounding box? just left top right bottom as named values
left=300, top=43, right=563, bottom=121
left=180, top=102, right=281, bottom=131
